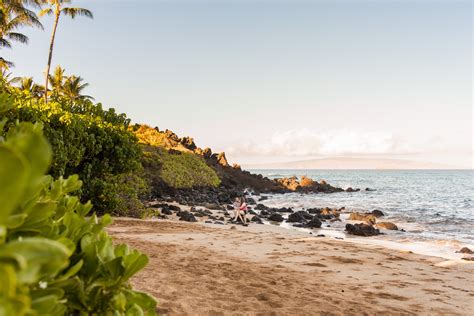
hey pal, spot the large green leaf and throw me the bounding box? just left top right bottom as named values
left=0, top=146, right=28, bottom=223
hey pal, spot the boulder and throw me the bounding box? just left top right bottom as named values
left=371, top=209, right=385, bottom=218
left=268, top=213, right=284, bottom=222
left=287, top=211, right=310, bottom=223
left=161, top=208, right=173, bottom=215
left=376, top=222, right=398, bottom=230
left=178, top=211, right=197, bottom=222
left=348, top=212, right=377, bottom=224
left=306, top=217, right=322, bottom=228
left=345, top=223, right=380, bottom=236
left=307, top=207, right=322, bottom=214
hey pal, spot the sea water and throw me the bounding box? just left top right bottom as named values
left=250, top=169, right=474, bottom=259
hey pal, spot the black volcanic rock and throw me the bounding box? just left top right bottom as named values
left=345, top=223, right=380, bottom=236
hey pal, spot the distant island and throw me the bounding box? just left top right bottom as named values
left=244, top=157, right=464, bottom=170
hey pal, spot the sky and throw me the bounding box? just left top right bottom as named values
left=5, top=0, right=473, bottom=168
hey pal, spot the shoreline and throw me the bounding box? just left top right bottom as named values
left=108, top=218, right=474, bottom=315
left=150, top=199, right=474, bottom=261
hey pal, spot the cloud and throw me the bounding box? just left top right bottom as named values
left=226, top=128, right=417, bottom=157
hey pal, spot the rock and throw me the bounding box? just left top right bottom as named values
left=214, top=221, right=225, bottom=225
left=456, top=247, right=474, bottom=254
left=365, top=187, right=375, bottom=191
left=258, top=196, right=268, bottom=201
left=251, top=216, right=263, bottom=224
left=246, top=197, right=257, bottom=205
left=272, top=207, right=293, bottom=213
left=205, top=220, right=213, bottom=224
left=300, top=176, right=316, bottom=187
left=371, top=209, right=385, bottom=218
left=320, top=207, right=340, bottom=219
left=348, top=212, right=377, bottom=224
left=306, top=217, right=322, bottom=228
left=202, top=202, right=220, bottom=210
left=307, top=207, right=322, bottom=214
left=178, top=211, right=197, bottom=222
left=226, top=204, right=234, bottom=210
left=376, top=222, right=398, bottom=230
left=461, top=257, right=474, bottom=261
left=215, top=152, right=229, bottom=167
left=268, top=213, right=284, bottom=222
left=345, top=223, right=380, bottom=236
left=255, top=204, right=268, bottom=211
left=287, top=211, right=310, bottom=223
left=346, top=187, right=360, bottom=192
left=232, top=163, right=241, bottom=170
left=161, top=208, right=173, bottom=215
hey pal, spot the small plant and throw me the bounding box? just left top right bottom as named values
left=0, top=98, right=156, bottom=315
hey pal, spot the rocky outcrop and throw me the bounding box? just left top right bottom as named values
left=275, top=176, right=346, bottom=193
left=345, top=223, right=380, bottom=236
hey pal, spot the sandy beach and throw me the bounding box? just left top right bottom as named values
left=108, top=218, right=474, bottom=315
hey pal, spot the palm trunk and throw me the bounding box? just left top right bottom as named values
left=44, top=8, right=60, bottom=103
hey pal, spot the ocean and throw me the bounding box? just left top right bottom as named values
left=250, top=169, right=474, bottom=259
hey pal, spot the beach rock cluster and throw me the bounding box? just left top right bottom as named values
left=274, top=176, right=348, bottom=193
left=345, top=209, right=400, bottom=236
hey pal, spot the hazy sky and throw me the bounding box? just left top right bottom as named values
left=6, top=0, right=473, bottom=167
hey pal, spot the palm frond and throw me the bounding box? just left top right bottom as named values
left=7, top=32, right=28, bottom=44
left=61, top=7, right=93, bottom=19
left=38, top=8, right=53, bottom=17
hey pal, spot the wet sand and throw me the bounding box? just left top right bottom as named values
left=108, top=218, right=474, bottom=315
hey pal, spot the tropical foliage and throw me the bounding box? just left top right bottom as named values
left=1, top=88, right=145, bottom=214
left=0, top=97, right=156, bottom=315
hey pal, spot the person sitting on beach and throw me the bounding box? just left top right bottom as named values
left=239, top=197, right=249, bottom=225
left=232, top=197, right=248, bottom=225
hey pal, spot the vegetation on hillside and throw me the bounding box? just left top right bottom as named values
left=143, top=145, right=220, bottom=191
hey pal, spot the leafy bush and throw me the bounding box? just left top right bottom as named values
left=0, top=100, right=156, bottom=315
left=142, top=146, right=220, bottom=189
left=0, top=90, right=144, bottom=214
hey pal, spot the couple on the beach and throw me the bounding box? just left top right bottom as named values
left=232, top=196, right=249, bottom=226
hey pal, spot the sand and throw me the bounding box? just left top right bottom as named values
left=108, top=218, right=474, bottom=315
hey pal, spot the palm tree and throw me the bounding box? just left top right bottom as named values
left=61, top=75, right=94, bottom=101
left=48, top=64, right=65, bottom=90
left=17, top=76, right=44, bottom=97
left=0, top=0, right=43, bottom=67
left=0, top=68, right=19, bottom=90
left=39, top=0, right=92, bottom=103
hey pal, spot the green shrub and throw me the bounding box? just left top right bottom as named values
left=142, top=146, right=220, bottom=189
left=1, top=91, right=144, bottom=214
left=0, top=100, right=156, bottom=315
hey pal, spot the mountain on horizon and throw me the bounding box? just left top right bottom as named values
left=244, top=157, right=465, bottom=170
